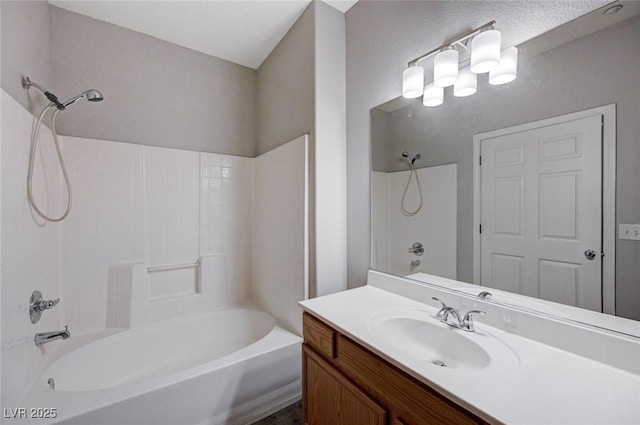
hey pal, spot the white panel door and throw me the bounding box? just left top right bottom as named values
left=480, top=115, right=602, bottom=311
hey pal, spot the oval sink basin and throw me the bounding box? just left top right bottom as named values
left=368, top=308, right=519, bottom=372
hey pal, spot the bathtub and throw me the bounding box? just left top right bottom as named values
left=17, top=307, right=302, bottom=425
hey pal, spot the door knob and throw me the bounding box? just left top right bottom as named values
left=584, top=249, right=597, bottom=260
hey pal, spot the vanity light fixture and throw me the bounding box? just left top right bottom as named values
left=470, top=28, right=501, bottom=73
left=423, top=83, right=444, bottom=107
left=402, top=65, right=425, bottom=98
left=402, top=20, right=518, bottom=106
left=489, top=47, right=518, bottom=85
left=454, top=67, right=477, bottom=97
left=433, top=46, right=459, bottom=87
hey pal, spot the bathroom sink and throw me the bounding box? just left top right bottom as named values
left=368, top=308, right=519, bottom=372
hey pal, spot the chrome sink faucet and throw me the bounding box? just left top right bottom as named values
left=431, top=297, right=485, bottom=332
left=34, top=326, right=70, bottom=346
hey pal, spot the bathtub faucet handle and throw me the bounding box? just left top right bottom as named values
left=42, top=298, right=60, bottom=310
left=29, top=290, right=60, bottom=324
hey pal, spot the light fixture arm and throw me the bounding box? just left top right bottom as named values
left=407, top=20, right=496, bottom=66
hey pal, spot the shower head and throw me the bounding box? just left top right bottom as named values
left=61, top=89, right=104, bottom=109
left=22, top=76, right=103, bottom=111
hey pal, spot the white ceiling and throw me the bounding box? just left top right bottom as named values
left=49, top=1, right=358, bottom=69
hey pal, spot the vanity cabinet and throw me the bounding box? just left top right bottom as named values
left=302, top=313, right=488, bottom=425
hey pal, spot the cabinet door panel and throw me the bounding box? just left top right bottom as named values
left=335, top=335, right=481, bottom=425
left=303, top=345, right=386, bottom=425
left=303, top=312, right=335, bottom=359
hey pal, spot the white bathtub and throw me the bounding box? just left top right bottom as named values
left=18, top=308, right=302, bottom=425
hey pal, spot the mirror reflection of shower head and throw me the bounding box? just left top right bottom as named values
left=401, top=151, right=421, bottom=165
left=22, top=76, right=104, bottom=110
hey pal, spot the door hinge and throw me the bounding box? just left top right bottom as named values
left=479, top=224, right=483, bottom=234
left=479, top=155, right=482, bottom=166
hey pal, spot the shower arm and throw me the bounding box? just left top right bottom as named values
left=22, top=76, right=66, bottom=110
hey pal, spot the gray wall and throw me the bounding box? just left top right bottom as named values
left=345, top=1, right=613, bottom=288
left=314, top=1, right=348, bottom=296
left=367, top=16, right=640, bottom=320
left=255, top=2, right=348, bottom=297
left=48, top=6, right=256, bottom=156
left=256, top=3, right=315, bottom=155
left=1, top=1, right=53, bottom=113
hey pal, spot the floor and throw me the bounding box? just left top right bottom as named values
left=253, top=401, right=302, bottom=425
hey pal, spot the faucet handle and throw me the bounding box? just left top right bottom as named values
left=30, top=291, right=61, bottom=324
left=431, top=297, right=447, bottom=309
left=431, top=297, right=449, bottom=320
left=44, top=298, right=60, bottom=309
left=461, top=310, right=486, bottom=332
left=463, top=310, right=486, bottom=321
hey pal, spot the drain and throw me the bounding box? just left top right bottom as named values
left=47, top=378, right=55, bottom=390
left=431, top=360, right=447, bottom=368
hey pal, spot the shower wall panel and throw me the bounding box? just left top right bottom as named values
left=1, top=90, right=64, bottom=407
left=253, top=135, right=309, bottom=336
left=62, top=137, right=146, bottom=333
left=60, top=139, right=253, bottom=334
left=144, top=147, right=199, bottom=299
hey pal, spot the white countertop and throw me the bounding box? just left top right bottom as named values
left=300, top=285, right=640, bottom=425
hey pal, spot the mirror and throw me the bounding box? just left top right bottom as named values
left=370, top=1, right=640, bottom=329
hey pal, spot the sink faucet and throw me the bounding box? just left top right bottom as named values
left=431, top=298, right=485, bottom=332
left=34, top=326, right=70, bottom=346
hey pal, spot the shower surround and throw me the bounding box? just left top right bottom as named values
left=1, top=89, right=309, bottom=423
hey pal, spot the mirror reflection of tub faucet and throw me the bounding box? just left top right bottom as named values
left=411, top=259, right=421, bottom=268
left=478, top=291, right=493, bottom=300
left=408, top=242, right=424, bottom=256
left=35, top=326, right=70, bottom=346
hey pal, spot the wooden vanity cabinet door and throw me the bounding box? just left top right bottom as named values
left=303, top=312, right=335, bottom=360
left=303, top=345, right=387, bottom=425
left=335, top=335, right=484, bottom=425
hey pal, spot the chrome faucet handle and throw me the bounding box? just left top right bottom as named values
left=29, top=291, right=60, bottom=324
left=461, top=310, right=486, bottom=332
left=409, top=242, right=424, bottom=256
left=431, top=297, right=447, bottom=309
left=431, top=297, right=450, bottom=320
left=39, top=298, right=60, bottom=310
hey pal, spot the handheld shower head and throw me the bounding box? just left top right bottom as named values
left=62, top=89, right=104, bottom=108
left=23, top=76, right=103, bottom=110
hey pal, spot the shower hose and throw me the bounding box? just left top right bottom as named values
left=27, top=105, right=73, bottom=222
left=401, top=163, right=423, bottom=216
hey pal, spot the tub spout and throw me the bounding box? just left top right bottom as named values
left=35, top=326, right=70, bottom=346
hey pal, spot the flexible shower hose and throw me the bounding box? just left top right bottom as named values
left=401, top=163, right=423, bottom=216
left=27, top=105, right=73, bottom=222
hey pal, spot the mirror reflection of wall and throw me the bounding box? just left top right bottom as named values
left=371, top=7, right=640, bottom=321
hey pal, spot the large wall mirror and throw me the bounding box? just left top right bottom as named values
left=370, top=1, right=640, bottom=331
